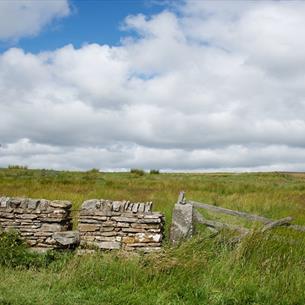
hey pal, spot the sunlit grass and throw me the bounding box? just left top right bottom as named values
left=0, top=168, right=304, bottom=304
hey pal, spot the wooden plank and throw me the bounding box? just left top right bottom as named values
left=193, top=210, right=249, bottom=234
left=289, top=224, right=305, bottom=232
left=189, top=200, right=272, bottom=224
left=261, top=217, right=293, bottom=232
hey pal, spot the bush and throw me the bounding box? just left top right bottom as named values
left=0, top=230, right=60, bottom=269
left=149, top=169, right=160, bottom=174
left=130, top=168, right=145, bottom=176
left=86, top=168, right=100, bottom=174
left=8, top=165, right=28, bottom=170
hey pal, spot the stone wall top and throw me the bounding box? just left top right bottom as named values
left=0, top=196, right=72, bottom=210
left=81, top=199, right=153, bottom=214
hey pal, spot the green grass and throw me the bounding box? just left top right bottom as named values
left=0, top=168, right=305, bottom=305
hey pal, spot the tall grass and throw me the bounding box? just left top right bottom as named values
left=0, top=169, right=304, bottom=304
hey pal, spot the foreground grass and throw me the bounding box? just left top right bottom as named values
left=0, top=168, right=305, bottom=304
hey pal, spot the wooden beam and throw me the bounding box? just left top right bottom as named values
left=289, top=224, right=305, bottom=232
left=189, top=200, right=272, bottom=224
left=193, top=210, right=249, bottom=234
left=261, top=217, right=293, bottom=233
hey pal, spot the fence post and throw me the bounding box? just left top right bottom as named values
left=169, top=192, right=194, bottom=245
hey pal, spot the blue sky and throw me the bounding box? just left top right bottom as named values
left=1, top=0, right=305, bottom=171
left=0, top=0, right=168, bottom=53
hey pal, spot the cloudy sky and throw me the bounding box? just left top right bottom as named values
left=1, top=0, right=305, bottom=172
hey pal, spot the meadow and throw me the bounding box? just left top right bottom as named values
left=0, top=168, right=305, bottom=305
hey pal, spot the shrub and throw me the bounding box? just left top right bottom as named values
left=149, top=169, right=160, bottom=174
left=86, top=168, right=100, bottom=174
left=8, top=165, right=28, bottom=170
left=130, top=168, right=145, bottom=176
left=0, top=230, right=60, bottom=269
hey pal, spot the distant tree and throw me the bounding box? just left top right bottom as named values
left=8, top=165, right=28, bottom=170
left=130, top=168, right=145, bottom=176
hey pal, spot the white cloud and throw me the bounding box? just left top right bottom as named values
left=0, top=0, right=70, bottom=41
left=1, top=0, right=305, bottom=171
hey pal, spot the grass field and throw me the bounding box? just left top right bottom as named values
left=0, top=168, right=305, bottom=305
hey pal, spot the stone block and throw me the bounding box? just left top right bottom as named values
left=139, top=218, right=161, bottom=224
left=53, top=231, right=80, bottom=246
left=169, top=203, right=193, bottom=245
left=82, top=199, right=100, bottom=210
left=123, top=233, right=162, bottom=244
left=112, top=217, right=139, bottom=223
left=97, top=241, right=121, bottom=250
left=50, top=200, right=72, bottom=209
left=78, top=224, right=101, bottom=232
left=40, top=223, right=63, bottom=232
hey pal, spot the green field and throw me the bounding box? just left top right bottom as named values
left=0, top=168, right=305, bottom=305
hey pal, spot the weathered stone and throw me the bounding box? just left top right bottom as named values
left=45, top=237, right=57, bottom=245
left=40, top=223, right=62, bottom=232
left=34, top=232, right=53, bottom=237
left=96, top=241, right=121, bottom=250
left=0, top=212, right=14, bottom=219
left=79, top=224, right=100, bottom=232
left=131, top=223, right=160, bottom=229
left=99, top=226, right=114, bottom=232
left=27, top=199, right=38, bottom=210
left=144, top=202, right=152, bottom=213
left=79, top=218, right=100, bottom=224
left=41, top=217, right=66, bottom=223
left=147, top=229, right=161, bottom=233
left=112, top=201, right=122, bottom=212
left=39, top=199, right=49, bottom=210
left=50, top=200, right=72, bottom=209
left=101, top=221, right=115, bottom=226
left=123, top=233, right=162, bottom=244
left=52, top=209, right=67, bottom=215
left=169, top=203, right=193, bottom=245
left=15, top=214, right=38, bottom=220
left=53, top=231, right=80, bottom=246
left=9, top=198, right=22, bottom=208
left=139, top=218, right=161, bottom=224
left=116, top=222, right=130, bottom=228
left=112, top=217, right=139, bottom=222
left=138, top=203, right=145, bottom=213
left=0, top=197, right=9, bottom=208
left=132, top=203, right=139, bottom=213
left=81, top=199, right=100, bottom=210
left=99, top=231, right=117, bottom=237
left=95, top=236, right=117, bottom=242
left=143, top=213, right=163, bottom=219
left=122, top=228, right=145, bottom=233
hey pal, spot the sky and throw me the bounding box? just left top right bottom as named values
left=1, top=0, right=305, bottom=172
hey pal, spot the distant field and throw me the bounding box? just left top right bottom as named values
left=0, top=168, right=305, bottom=305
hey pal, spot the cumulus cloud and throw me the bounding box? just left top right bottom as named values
left=0, top=0, right=70, bottom=41
left=1, top=0, right=305, bottom=171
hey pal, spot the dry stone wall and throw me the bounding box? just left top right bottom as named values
left=79, top=199, right=164, bottom=252
left=0, top=196, right=165, bottom=252
left=0, top=197, right=72, bottom=249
